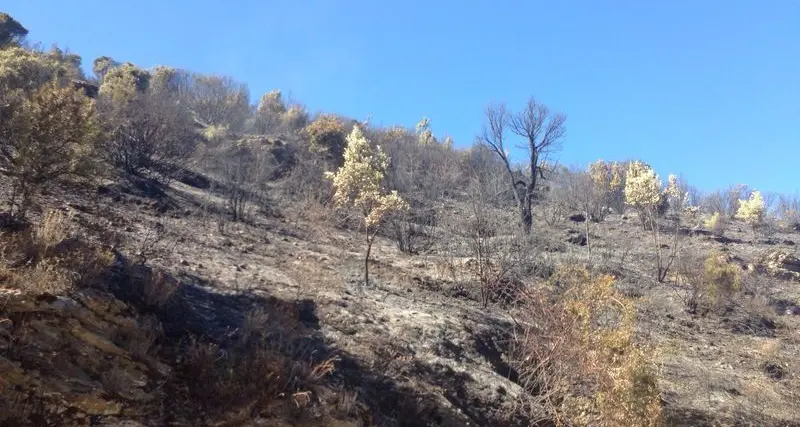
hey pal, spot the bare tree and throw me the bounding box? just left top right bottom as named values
left=480, top=98, right=566, bottom=234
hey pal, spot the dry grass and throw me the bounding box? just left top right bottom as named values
left=32, top=209, right=73, bottom=254
left=0, top=209, right=113, bottom=295
left=176, top=305, right=339, bottom=423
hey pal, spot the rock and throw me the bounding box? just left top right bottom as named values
left=760, top=250, right=800, bottom=280
left=568, top=213, right=586, bottom=223
left=566, top=232, right=587, bottom=246
left=180, top=259, right=190, bottom=266
left=70, top=325, right=126, bottom=356
left=71, top=394, right=122, bottom=416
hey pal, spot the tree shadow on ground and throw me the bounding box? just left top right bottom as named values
left=105, top=255, right=509, bottom=426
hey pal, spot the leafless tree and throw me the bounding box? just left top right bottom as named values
left=480, top=98, right=566, bottom=234
left=208, top=143, right=276, bottom=224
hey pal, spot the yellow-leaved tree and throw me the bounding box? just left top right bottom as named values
left=624, top=161, right=684, bottom=282
left=736, top=190, right=765, bottom=234
left=327, top=125, right=408, bottom=286
left=624, top=161, right=663, bottom=228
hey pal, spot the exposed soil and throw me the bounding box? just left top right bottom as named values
left=1, top=177, right=799, bottom=426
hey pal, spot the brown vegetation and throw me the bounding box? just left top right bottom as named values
left=0, top=10, right=798, bottom=427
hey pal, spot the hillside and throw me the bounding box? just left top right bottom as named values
left=0, top=156, right=798, bottom=426
left=1, top=10, right=800, bottom=427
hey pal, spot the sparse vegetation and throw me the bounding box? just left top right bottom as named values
left=481, top=98, right=567, bottom=234
left=0, top=81, right=99, bottom=217
left=326, top=125, right=408, bottom=286
left=0, top=10, right=798, bottom=427
left=511, top=267, right=662, bottom=426
left=737, top=190, right=767, bottom=235
left=705, top=211, right=726, bottom=236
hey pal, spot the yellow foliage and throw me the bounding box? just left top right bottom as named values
left=589, top=160, right=625, bottom=202
left=282, top=104, right=308, bottom=131
left=664, top=174, right=683, bottom=203
left=326, top=125, right=407, bottom=228
left=99, top=62, right=150, bottom=104
left=514, top=267, right=662, bottom=426
left=92, top=56, right=116, bottom=80
left=589, top=160, right=621, bottom=191
left=736, top=190, right=765, bottom=226
left=442, top=135, right=454, bottom=149
left=0, top=47, right=63, bottom=93
left=149, top=65, right=184, bottom=96
left=703, top=251, right=741, bottom=301
left=257, top=90, right=286, bottom=115
left=385, top=126, right=411, bottom=141
left=704, top=212, right=725, bottom=235
left=303, top=115, right=347, bottom=161
left=33, top=209, right=73, bottom=253
left=624, top=161, right=662, bottom=210
left=202, top=125, right=229, bottom=144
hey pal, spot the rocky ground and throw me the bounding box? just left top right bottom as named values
left=1, top=176, right=799, bottom=426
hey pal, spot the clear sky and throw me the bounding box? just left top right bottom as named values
left=5, top=1, right=800, bottom=194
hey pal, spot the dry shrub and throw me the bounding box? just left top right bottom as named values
left=680, top=251, right=741, bottom=315
left=177, top=305, right=338, bottom=421
left=123, top=266, right=179, bottom=310
left=704, top=212, right=726, bottom=236
left=0, top=211, right=113, bottom=294
left=114, top=313, right=164, bottom=360
left=141, top=270, right=178, bottom=308
left=32, top=209, right=72, bottom=254
left=0, top=259, right=72, bottom=294
left=510, top=266, right=662, bottom=426
left=757, top=339, right=790, bottom=381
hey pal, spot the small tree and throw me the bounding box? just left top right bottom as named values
left=187, top=74, right=250, bottom=131
left=736, top=190, right=765, bottom=236
left=92, top=56, right=118, bottom=82
left=326, top=126, right=407, bottom=287
left=149, top=66, right=191, bottom=100
left=624, top=161, right=663, bottom=229
left=704, top=212, right=726, bottom=236
left=0, top=47, right=65, bottom=94
left=303, top=115, right=347, bottom=166
left=0, top=82, right=98, bottom=216
left=415, top=117, right=435, bottom=145
left=511, top=267, right=662, bottom=426
left=624, top=161, right=683, bottom=282
left=588, top=159, right=625, bottom=217
left=254, top=90, right=286, bottom=134
left=282, top=104, right=309, bottom=133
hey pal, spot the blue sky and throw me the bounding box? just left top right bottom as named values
left=5, top=1, right=800, bottom=194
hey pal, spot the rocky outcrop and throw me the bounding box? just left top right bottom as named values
left=0, top=288, right=167, bottom=425
left=758, top=250, right=800, bottom=281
